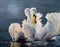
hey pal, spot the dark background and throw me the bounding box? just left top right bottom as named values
left=0, top=0, right=60, bottom=41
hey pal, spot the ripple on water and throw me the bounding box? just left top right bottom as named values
left=0, top=40, right=60, bottom=47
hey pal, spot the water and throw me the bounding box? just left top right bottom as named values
left=0, top=40, right=60, bottom=47
left=0, top=0, right=60, bottom=47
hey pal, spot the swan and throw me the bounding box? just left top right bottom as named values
left=9, top=7, right=37, bottom=42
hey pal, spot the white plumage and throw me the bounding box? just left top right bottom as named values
left=45, top=13, right=60, bottom=39
left=9, top=7, right=60, bottom=42
left=9, top=23, right=22, bottom=41
left=35, top=12, right=60, bottom=40
left=35, top=13, right=44, bottom=40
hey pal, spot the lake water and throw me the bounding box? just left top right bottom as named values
left=0, top=40, right=60, bottom=47
left=0, top=0, right=60, bottom=47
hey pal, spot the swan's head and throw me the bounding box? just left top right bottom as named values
left=24, top=8, right=31, bottom=17
left=24, top=8, right=31, bottom=23
left=30, top=7, right=37, bottom=15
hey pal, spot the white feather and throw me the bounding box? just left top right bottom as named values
left=9, top=7, right=60, bottom=41
left=24, top=8, right=31, bottom=23
left=30, top=7, right=37, bottom=15
left=35, top=12, right=45, bottom=40
left=44, top=12, right=60, bottom=39
left=35, top=12, right=60, bottom=40
left=9, top=23, right=22, bottom=41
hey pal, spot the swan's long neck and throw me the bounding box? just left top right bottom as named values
left=27, top=16, right=31, bottom=23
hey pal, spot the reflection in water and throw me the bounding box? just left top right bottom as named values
left=10, top=42, right=31, bottom=47
left=0, top=40, right=60, bottom=47
left=10, top=42, right=20, bottom=47
left=10, top=41, right=49, bottom=47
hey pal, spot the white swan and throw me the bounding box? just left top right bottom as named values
left=9, top=7, right=37, bottom=42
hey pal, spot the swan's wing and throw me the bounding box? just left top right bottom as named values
left=8, top=23, right=22, bottom=41
left=36, top=12, right=43, bottom=33
left=45, top=12, right=60, bottom=39
left=35, top=13, right=45, bottom=40
left=36, top=12, right=43, bottom=23
left=35, top=27, right=47, bottom=40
